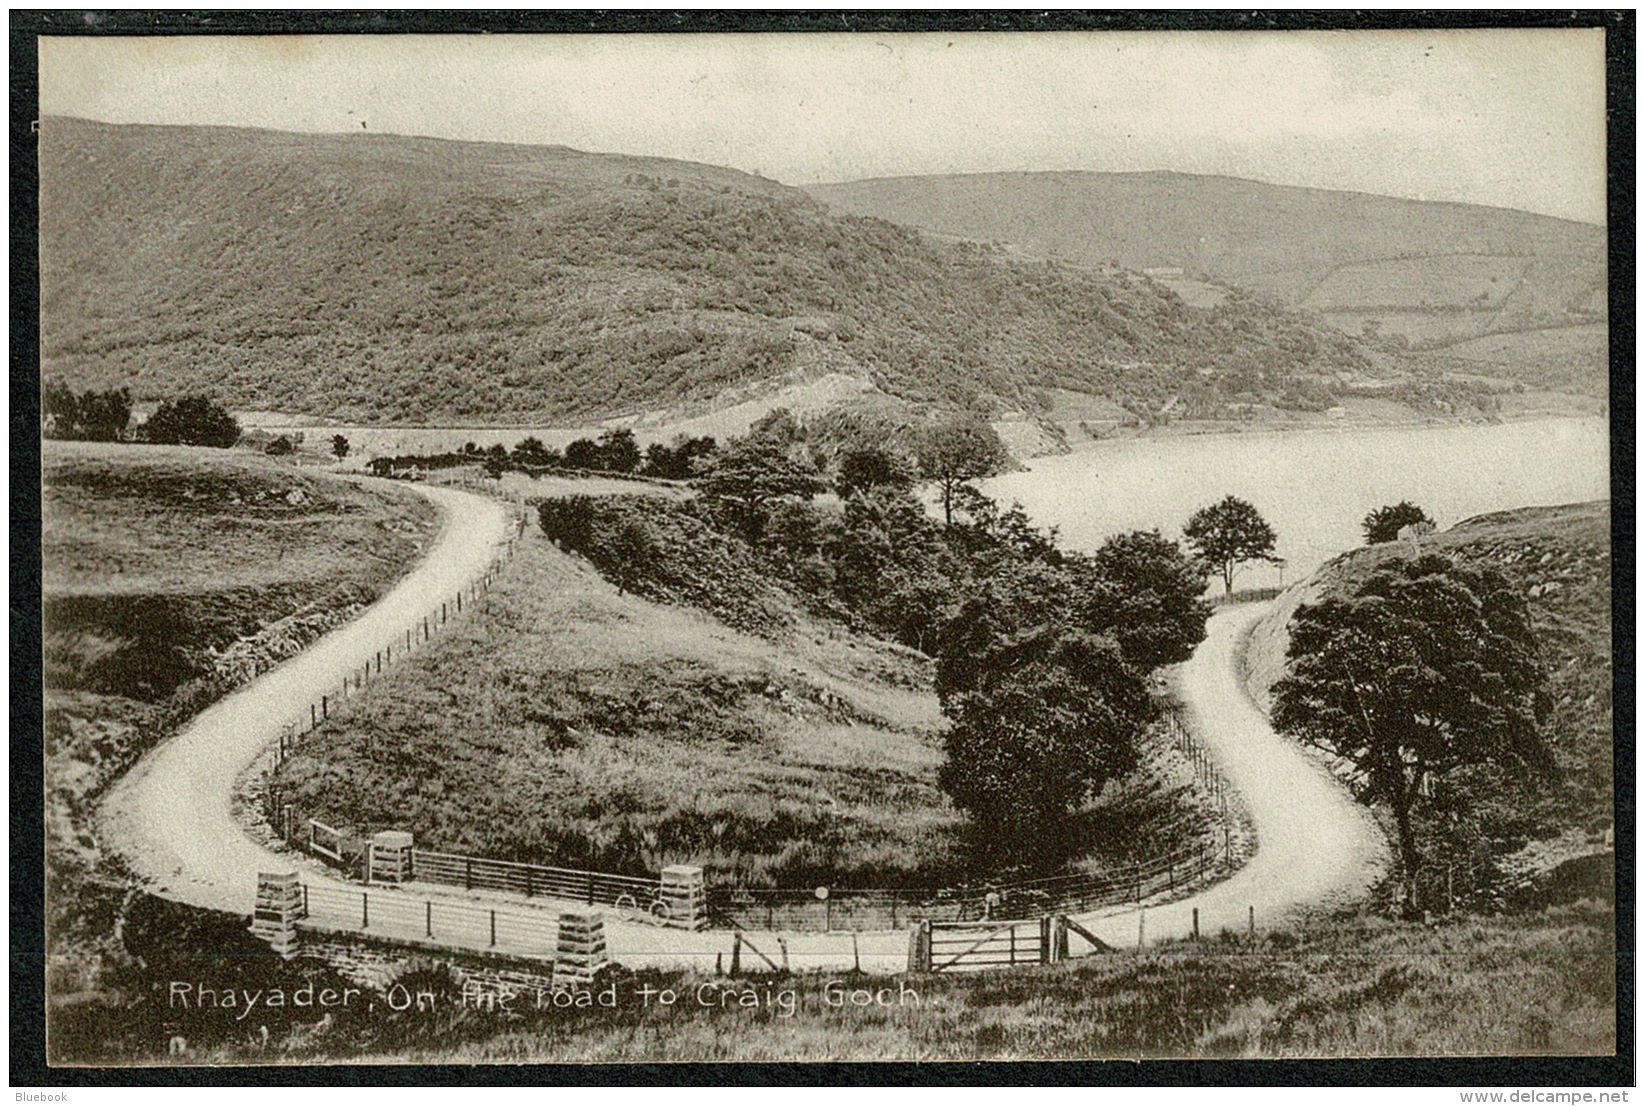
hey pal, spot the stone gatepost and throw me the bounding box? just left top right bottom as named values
left=251, top=871, right=306, bottom=959
left=368, top=831, right=414, bottom=884
left=659, top=865, right=706, bottom=931
left=552, top=910, right=611, bottom=991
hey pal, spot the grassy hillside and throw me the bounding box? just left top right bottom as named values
left=58, top=896, right=1614, bottom=1063
left=41, top=118, right=1375, bottom=424
left=1244, top=501, right=1612, bottom=883
left=274, top=483, right=1226, bottom=889
left=811, top=171, right=1607, bottom=392
left=43, top=442, right=437, bottom=999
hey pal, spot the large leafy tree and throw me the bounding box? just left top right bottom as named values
left=141, top=395, right=240, bottom=448
left=915, top=415, right=1010, bottom=526
left=42, top=384, right=131, bottom=441
left=1183, top=494, right=1279, bottom=595
left=1362, top=500, right=1434, bottom=545
left=1270, top=553, right=1548, bottom=912
left=693, top=428, right=824, bottom=544
left=1073, top=529, right=1212, bottom=671
left=834, top=445, right=914, bottom=499
left=938, top=623, right=1151, bottom=867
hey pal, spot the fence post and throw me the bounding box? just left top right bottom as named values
left=659, top=865, right=707, bottom=931
left=423, top=616, right=429, bottom=640
left=361, top=891, right=369, bottom=929
left=322, top=695, right=328, bottom=720
left=778, top=937, right=789, bottom=972
left=1040, top=916, right=1051, bottom=964
left=311, top=703, right=317, bottom=730
left=490, top=910, right=497, bottom=947
left=250, top=871, right=304, bottom=959
left=1192, top=907, right=1200, bottom=941
left=1248, top=904, right=1255, bottom=942
left=731, top=934, right=742, bottom=976
left=442, top=602, right=447, bottom=624
left=427, top=900, right=433, bottom=938
left=553, top=911, right=611, bottom=990
left=1138, top=910, right=1145, bottom=951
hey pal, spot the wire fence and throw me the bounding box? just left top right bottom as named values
left=269, top=702, right=1249, bottom=934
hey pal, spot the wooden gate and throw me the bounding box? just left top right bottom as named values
left=909, top=917, right=1054, bottom=972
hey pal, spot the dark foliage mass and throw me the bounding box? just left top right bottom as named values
left=41, top=383, right=132, bottom=441
left=1271, top=553, right=1549, bottom=912
left=541, top=418, right=1212, bottom=869
left=139, top=394, right=241, bottom=448
left=1363, top=500, right=1434, bottom=545
left=41, top=119, right=1372, bottom=423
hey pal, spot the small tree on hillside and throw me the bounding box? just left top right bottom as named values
left=915, top=416, right=1010, bottom=526
left=1183, top=495, right=1279, bottom=595
left=1363, top=500, right=1434, bottom=545
left=141, top=395, right=240, bottom=448
left=42, top=384, right=131, bottom=441
left=563, top=437, right=602, bottom=470
left=1271, top=554, right=1548, bottom=914
left=596, top=428, right=641, bottom=474
left=331, top=434, right=350, bottom=460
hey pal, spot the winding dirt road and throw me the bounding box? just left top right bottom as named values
left=99, top=481, right=1386, bottom=972
left=1070, top=604, right=1389, bottom=951
left=100, top=480, right=513, bottom=914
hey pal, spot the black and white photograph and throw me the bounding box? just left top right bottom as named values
left=22, top=14, right=1624, bottom=1077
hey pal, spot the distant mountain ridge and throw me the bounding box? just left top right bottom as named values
left=810, top=170, right=1606, bottom=387
left=39, top=117, right=1394, bottom=426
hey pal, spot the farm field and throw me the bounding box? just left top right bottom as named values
left=273, top=480, right=1226, bottom=891
left=42, top=441, right=438, bottom=1000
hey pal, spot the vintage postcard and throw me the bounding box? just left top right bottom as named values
left=26, top=16, right=1620, bottom=1080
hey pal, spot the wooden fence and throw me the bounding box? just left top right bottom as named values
left=299, top=880, right=563, bottom=958
left=409, top=850, right=669, bottom=920
left=908, top=918, right=1052, bottom=972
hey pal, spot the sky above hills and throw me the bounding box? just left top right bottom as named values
left=39, top=28, right=1607, bottom=224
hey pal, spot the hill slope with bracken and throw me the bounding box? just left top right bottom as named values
left=1245, top=501, right=1612, bottom=872
left=40, top=118, right=1380, bottom=424
left=811, top=171, right=1607, bottom=394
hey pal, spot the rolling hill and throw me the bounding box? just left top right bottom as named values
left=811, top=172, right=1608, bottom=393
left=39, top=118, right=1386, bottom=426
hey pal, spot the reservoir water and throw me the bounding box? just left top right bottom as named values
left=981, top=417, right=1609, bottom=585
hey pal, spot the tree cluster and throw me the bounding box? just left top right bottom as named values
left=41, top=383, right=132, bottom=442
left=138, top=395, right=241, bottom=448
left=674, top=410, right=1212, bottom=869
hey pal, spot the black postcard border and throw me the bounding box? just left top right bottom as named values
left=9, top=7, right=1634, bottom=1090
